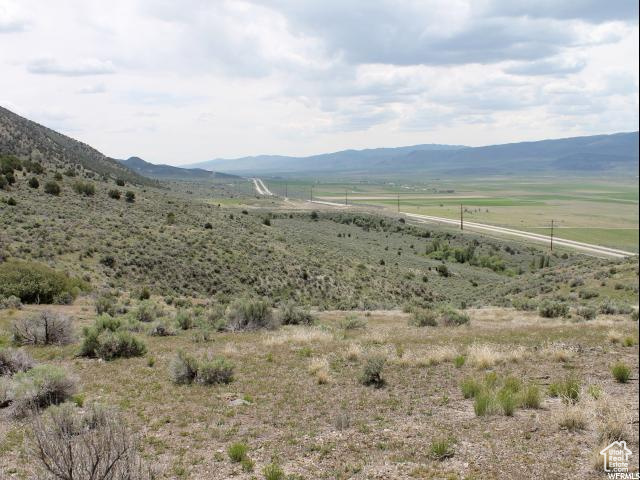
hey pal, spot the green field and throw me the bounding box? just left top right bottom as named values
left=261, top=177, right=639, bottom=252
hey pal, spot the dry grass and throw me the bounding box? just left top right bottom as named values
left=556, top=404, right=590, bottom=432
left=344, top=342, right=363, bottom=361
left=308, top=357, right=331, bottom=384
left=1, top=303, right=638, bottom=479
left=262, top=326, right=332, bottom=346
left=607, top=330, right=624, bottom=344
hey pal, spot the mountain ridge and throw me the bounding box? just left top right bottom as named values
left=187, top=132, right=639, bottom=176
left=0, top=105, right=151, bottom=184
left=120, top=156, right=239, bottom=180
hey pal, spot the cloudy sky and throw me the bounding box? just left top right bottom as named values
left=1, top=0, right=638, bottom=165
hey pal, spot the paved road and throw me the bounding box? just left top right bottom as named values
left=251, top=178, right=273, bottom=196
left=251, top=179, right=635, bottom=258
left=405, top=212, right=634, bottom=258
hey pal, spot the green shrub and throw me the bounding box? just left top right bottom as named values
left=576, top=306, right=596, bottom=320
left=338, top=314, right=367, bottom=330
left=439, top=306, right=470, bottom=326
left=73, top=181, right=95, bottom=196
left=108, top=189, right=121, bottom=200
left=460, top=378, right=482, bottom=399
left=578, top=289, right=599, bottom=299
left=511, top=297, right=537, bottom=311
left=169, top=351, right=199, bottom=384
left=196, top=357, right=234, bottom=384
left=227, top=442, right=248, bottom=462
left=474, top=391, right=496, bottom=416
left=135, top=301, right=158, bottom=323
left=73, top=180, right=96, bottom=197
left=429, top=437, right=455, bottom=460
left=175, top=309, right=195, bottom=330
left=409, top=308, right=438, bottom=327
left=0, top=295, right=22, bottom=310
left=226, top=298, right=274, bottom=331
left=80, top=318, right=146, bottom=360
left=169, top=351, right=233, bottom=385
left=538, top=300, right=569, bottom=318
left=148, top=321, right=176, bottom=337
left=262, top=462, right=285, bottom=480
left=611, top=362, right=631, bottom=383
left=548, top=376, right=580, bottom=403
left=28, top=177, right=39, bottom=189
left=279, top=302, right=316, bottom=325
left=95, top=294, right=117, bottom=316
left=94, top=331, right=147, bottom=361
left=519, top=384, right=541, bottom=409
left=0, top=260, right=86, bottom=304
left=125, top=191, right=135, bottom=202
left=9, top=365, right=77, bottom=416
left=359, top=355, right=386, bottom=388
left=43, top=181, right=61, bottom=195
left=497, top=389, right=517, bottom=416
left=454, top=355, right=465, bottom=368
left=598, top=300, right=632, bottom=315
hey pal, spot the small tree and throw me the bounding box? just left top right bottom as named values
left=44, top=181, right=61, bottom=196
left=28, top=177, right=40, bottom=189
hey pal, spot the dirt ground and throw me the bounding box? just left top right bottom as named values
left=1, top=301, right=638, bottom=479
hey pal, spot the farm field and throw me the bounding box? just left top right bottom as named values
left=260, top=178, right=639, bottom=252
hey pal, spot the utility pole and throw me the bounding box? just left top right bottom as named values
left=550, top=219, right=554, bottom=251
left=460, top=204, right=463, bottom=230
left=397, top=193, right=400, bottom=213
left=345, top=190, right=348, bottom=206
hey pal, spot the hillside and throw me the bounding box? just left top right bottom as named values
left=1, top=109, right=638, bottom=480
left=121, top=156, right=240, bottom=181
left=190, top=132, right=639, bottom=176
left=0, top=106, right=151, bottom=185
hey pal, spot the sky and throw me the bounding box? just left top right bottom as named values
left=1, top=0, right=638, bottom=165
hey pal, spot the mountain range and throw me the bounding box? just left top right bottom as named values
left=119, top=156, right=239, bottom=180
left=187, top=132, right=639, bottom=176
left=1, top=105, right=637, bottom=180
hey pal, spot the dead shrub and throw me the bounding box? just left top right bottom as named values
left=30, top=402, right=154, bottom=479
left=12, top=311, right=74, bottom=346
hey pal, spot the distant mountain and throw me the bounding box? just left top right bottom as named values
left=0, top=106, right=150, bottom=184
left=186, top=144, right=467, bottom=173
left=189, top=133, right=638, bottom=176
left=120, top=156, right=239, bottom=180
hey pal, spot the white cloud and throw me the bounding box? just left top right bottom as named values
left=0, top=0, right=637, bottom=164
left=27, top=58, right=116, bottom=76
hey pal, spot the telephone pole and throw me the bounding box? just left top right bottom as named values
left=397, top=193, right=400, bottom=213
left=550, top=219, right=554, bottom=251
left=460, top=204, right=463, bottom=230
left=345, top=190, right=348, bottom=206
